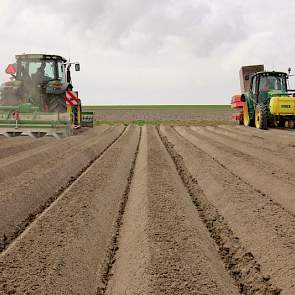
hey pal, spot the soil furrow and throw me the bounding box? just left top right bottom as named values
left=0, top=125, right=111, bottom=183
left=175, top=126, right=295, bottom=215
left=158, top=126, right=282, bottom=295
left=0, top=126, right=111, bottom=161
left=221, top=125, right=295, bottom=147
left=105, top=126, right=151, bottom=295
left=0, top=125, right=140, bottom=295
left=161, top=125, right=295, bottom=294
left=106, top=126, right=239, bottom=295
left=0, top=125, right=125, bottom=251
left=0, top=137, right=53, bottom=160
left=97, top=126, right=142, bottom=295
left=207, top=126, right=295, bottom=155
left=1, top=122, right=294, bottom=294
left=191, top=126, right=295, bottom=176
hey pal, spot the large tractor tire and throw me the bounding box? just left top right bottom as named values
left=243, top=102, right=254, bottom=127
left=255, top=104, right=268, bottom=129
left=277, top=120, right=286, bottom=128
left=48, top=95, right=67, bottom=113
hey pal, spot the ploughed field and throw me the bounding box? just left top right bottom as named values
left=85, top=105, right=234, bottom=125
left=0, top=125, right=295, bottom=294
left=94, top=109, right=232, bottom=121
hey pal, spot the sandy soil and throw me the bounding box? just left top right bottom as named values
left=0, top=124, right=294, bottom=294
left=0, top=125, right=122, bottom=250
left=161, top=126, right=295, bottom=294
left=0, top=136, right=53, bottom=160
left=0, top=126, right=140, bottom=294
left=105, top=126, right=238, bottom=295
left=173, top=126, right=295, bottom=214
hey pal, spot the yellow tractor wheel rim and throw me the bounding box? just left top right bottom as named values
left=255, top=106, right=261, bottom=129
left=243, top=103, right=250, bottom=126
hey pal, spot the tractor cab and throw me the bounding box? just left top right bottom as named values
left=249, top=72, right=288, bottom=105
left=0, top=54, right=80, bottom=111
left=15, top=54, right=67, bottom=84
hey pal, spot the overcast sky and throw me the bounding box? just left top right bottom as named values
left=1, top=0, right=295, bottom=105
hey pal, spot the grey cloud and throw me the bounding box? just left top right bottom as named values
left=1, top=0, right=295, bottom=104
left=8, top=0, right=249, bottom=57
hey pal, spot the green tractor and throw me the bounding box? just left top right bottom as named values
left=0, top=54, right=92, bottom=137
left=231, top=65, right=295, bottom=129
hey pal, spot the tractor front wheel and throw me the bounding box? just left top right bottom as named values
left=255, top=104, right=267, bottom=129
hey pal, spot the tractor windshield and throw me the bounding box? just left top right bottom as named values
left=57, top=62, right=66, bottom=83
left=17, top=60, right=57, bottom=82
left=259, top=75, right=287, bottom=92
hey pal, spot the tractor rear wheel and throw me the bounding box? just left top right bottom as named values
left=48, top=95, right=67, bottom=113
left=255, top=104, right=267, bottom=129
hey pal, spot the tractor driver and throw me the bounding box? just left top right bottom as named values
left=34, top=62, right=46, bottom=82
left=260, top=77, right=271, bottom=92
left=257, top=77, right=272, bottom=104
left=19, top=64, right=30, bottom=80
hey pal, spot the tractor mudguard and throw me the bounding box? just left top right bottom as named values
left=46, top=82, right=69, bottom=95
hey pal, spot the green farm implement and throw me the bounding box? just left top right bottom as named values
left=0, top=54, right=93, bottom=138
left=0, top=104, right=72, bottom=138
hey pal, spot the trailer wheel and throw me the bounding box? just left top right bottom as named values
left=255, top=104, right=267, bottom=129
left=48, top=95, right=67, bottom=113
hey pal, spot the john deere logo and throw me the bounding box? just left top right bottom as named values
left=281, top=105, right=291, bottom=108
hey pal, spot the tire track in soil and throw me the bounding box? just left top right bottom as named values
left=0, top=125, right=140, bottom=295
left=97, top=126, right=142, bottom=295
left=106, top=126, right=239, bottom=295
left=0, top=125, right=125, bottom=252
left=161, top=126, right=295, bottom=294
left=175, top=126, right=295, bottom=215
left=157, top=126, right=282, bottom=295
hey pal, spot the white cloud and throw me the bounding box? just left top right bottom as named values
left=0, top=0, right=295, bottom=104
